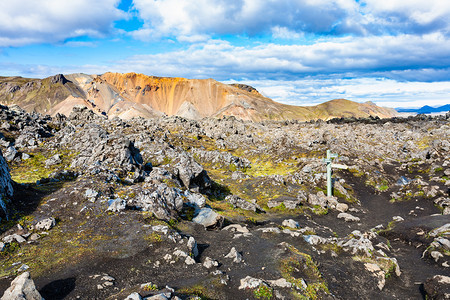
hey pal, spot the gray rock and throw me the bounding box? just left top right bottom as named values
left=397, top=176, right=411, bottom=186
left=308, top=191, right=328, bottom=208
left=192, top=208, right=222, bottom=228
left=224, top=247, right=243, bottom=263
left=107, top=199, right=126, bottom=212
left=175, top=154, right=210, bottom=191
left=282, top=219, right=299, bottom=228
left=184, top=191, right=206, bottom=208
left=3, top=234, right=26, bottom=244
left=336, top=203, right=349, bottom=212
left=337, top=212, right=360, bottom=222
left=44, top=154, right=61, bottom=167
left=35, top=217, right=56, bottom=231
left=303, top=235, right=328, bottom=245
left=132, top=184, right=183, bottom=221
left=0, top=149, right=13, bottom=221
left=238, top=276, right=265, bottom=289
left=222, top=224, right=249, bottom=233
left=187, top=236, right=199, bottom=258
left=4, top=146, right=18, bottom=162
left=145, top=294, right=170, bottom=300
left=203, top=257, right=219, bottom=269
left=0, top=271, right=44, bottom=300
left=225, top=195, right=261, bottom=212
left=124, top=292, right=142, bottom=300
left=84, top=189, right=99, bottom=201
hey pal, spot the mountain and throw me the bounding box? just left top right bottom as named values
left=0, top=72, right=397, bottom=121
left=396, top=104, right=450, bottom=114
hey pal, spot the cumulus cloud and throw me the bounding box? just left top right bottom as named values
left=0, top=0, right=126, bottom=47
left=131, top=0, right=358, bottom=40
left=225, top=77, right=450, bottom=108
left=113, top=33, right=450, bottom=82
left=130, top=0, right=450, bottom=40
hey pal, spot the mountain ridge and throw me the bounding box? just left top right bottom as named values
left=0, top=72, right=397, bottom=121
left=396, top=104, right=450, bottom=114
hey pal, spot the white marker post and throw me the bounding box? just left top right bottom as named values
left=323, top=150, right=348, bottom=197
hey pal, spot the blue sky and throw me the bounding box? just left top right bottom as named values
left=0, top=0, right=449, bottom=108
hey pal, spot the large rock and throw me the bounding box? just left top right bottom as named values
left=175, top=154, right=211, bottom=191
left=0, top=149, right=13, bottom=222
left=225, top=195, right=261, bottom=212
left=131, top=184, right=183, bottom=221
left=192, top=208, right=223, bottom=228
left=1, top=272, right=44, bottom=300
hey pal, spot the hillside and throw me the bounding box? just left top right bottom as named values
left=0, top=72, right=397, bottom=121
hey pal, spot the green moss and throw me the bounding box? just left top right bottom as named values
left=378, top=185, right=389, bottom=192
left=145, top=232, right=163, bottom=243
left=254, top=285, right=273, bottom=300
left=279, top=244, right=329, bottom=300
left=0, top=226, right=114, bottom=278
left=311, top=205, right=328, bottom=216
left=142, top=283, right=158, bottom=291
left=10, top=148, right=78, bottom=183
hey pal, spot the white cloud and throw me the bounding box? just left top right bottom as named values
left=131, top=0, right=357, bottom=39
left=271, top=26, right=303, bottom=39
left=226, top=77, right=450, bottom=108
left=130, top=0, right=450, bottom=40
left=111, top=33, right=450, bottom=82
left=0, top=0, right=126, bottom=47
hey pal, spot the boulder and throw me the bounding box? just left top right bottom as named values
left=282, top=219, right=299, bottom=229
left=132, top=184, right=183, bottom=221
left=0, top=149, right=13, bottom=222
left=107, top=199, right=126, bottom=212
left=225, top=247, right=243, bottom=263
left=225, top=195, right=261, bottom=212
left=35, top=217, right=56, bottom=231
left=1, top=272, right=44, bottom=300
left=124, top=292, right=142, bottom=300
left=337, top=212, right=360, bottom=222
left=192, top=208, right=222, bottom=228
left=238, top=276, right=265, bottom=290
left=175, top=154, right=211, bottom=191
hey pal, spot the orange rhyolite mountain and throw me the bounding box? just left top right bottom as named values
left=0, top=72, right=397, bottom=121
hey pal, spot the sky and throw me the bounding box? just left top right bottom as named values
left=0, top=0, right=449, bottom=108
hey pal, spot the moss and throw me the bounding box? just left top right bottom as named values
left=311, top=205, right=328, bottom=216
left=142, top=283, right=158, bottom=291
left=244, top=156, right=297, bottom=177
left=177, top=284, right=214, bottom=300
left=378, top=185, right=389, bottom=192
left=145, top=232, right=163, bottom=243
left=254, top=285, right=273, bottom=300
left=279, top=244, right=329, bottom=300
left=10, top=148, right=78, bottom=184
left=0, top=226, right=114, bottom=278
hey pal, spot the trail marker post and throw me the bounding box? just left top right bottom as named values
left=322, top=150, right=348, bottom=197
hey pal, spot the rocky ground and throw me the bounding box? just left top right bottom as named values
left=0, top=104, right=449, bottom=299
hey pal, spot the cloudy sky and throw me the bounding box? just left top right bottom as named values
left=1, top=0, right=449, bottom=108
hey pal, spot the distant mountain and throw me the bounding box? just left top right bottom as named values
left=0, top=72, right=397, bottom=121
left=396, top=104, right=450, bottom=114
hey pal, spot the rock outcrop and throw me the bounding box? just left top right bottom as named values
left=1, top=272, right=44, bottom=300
